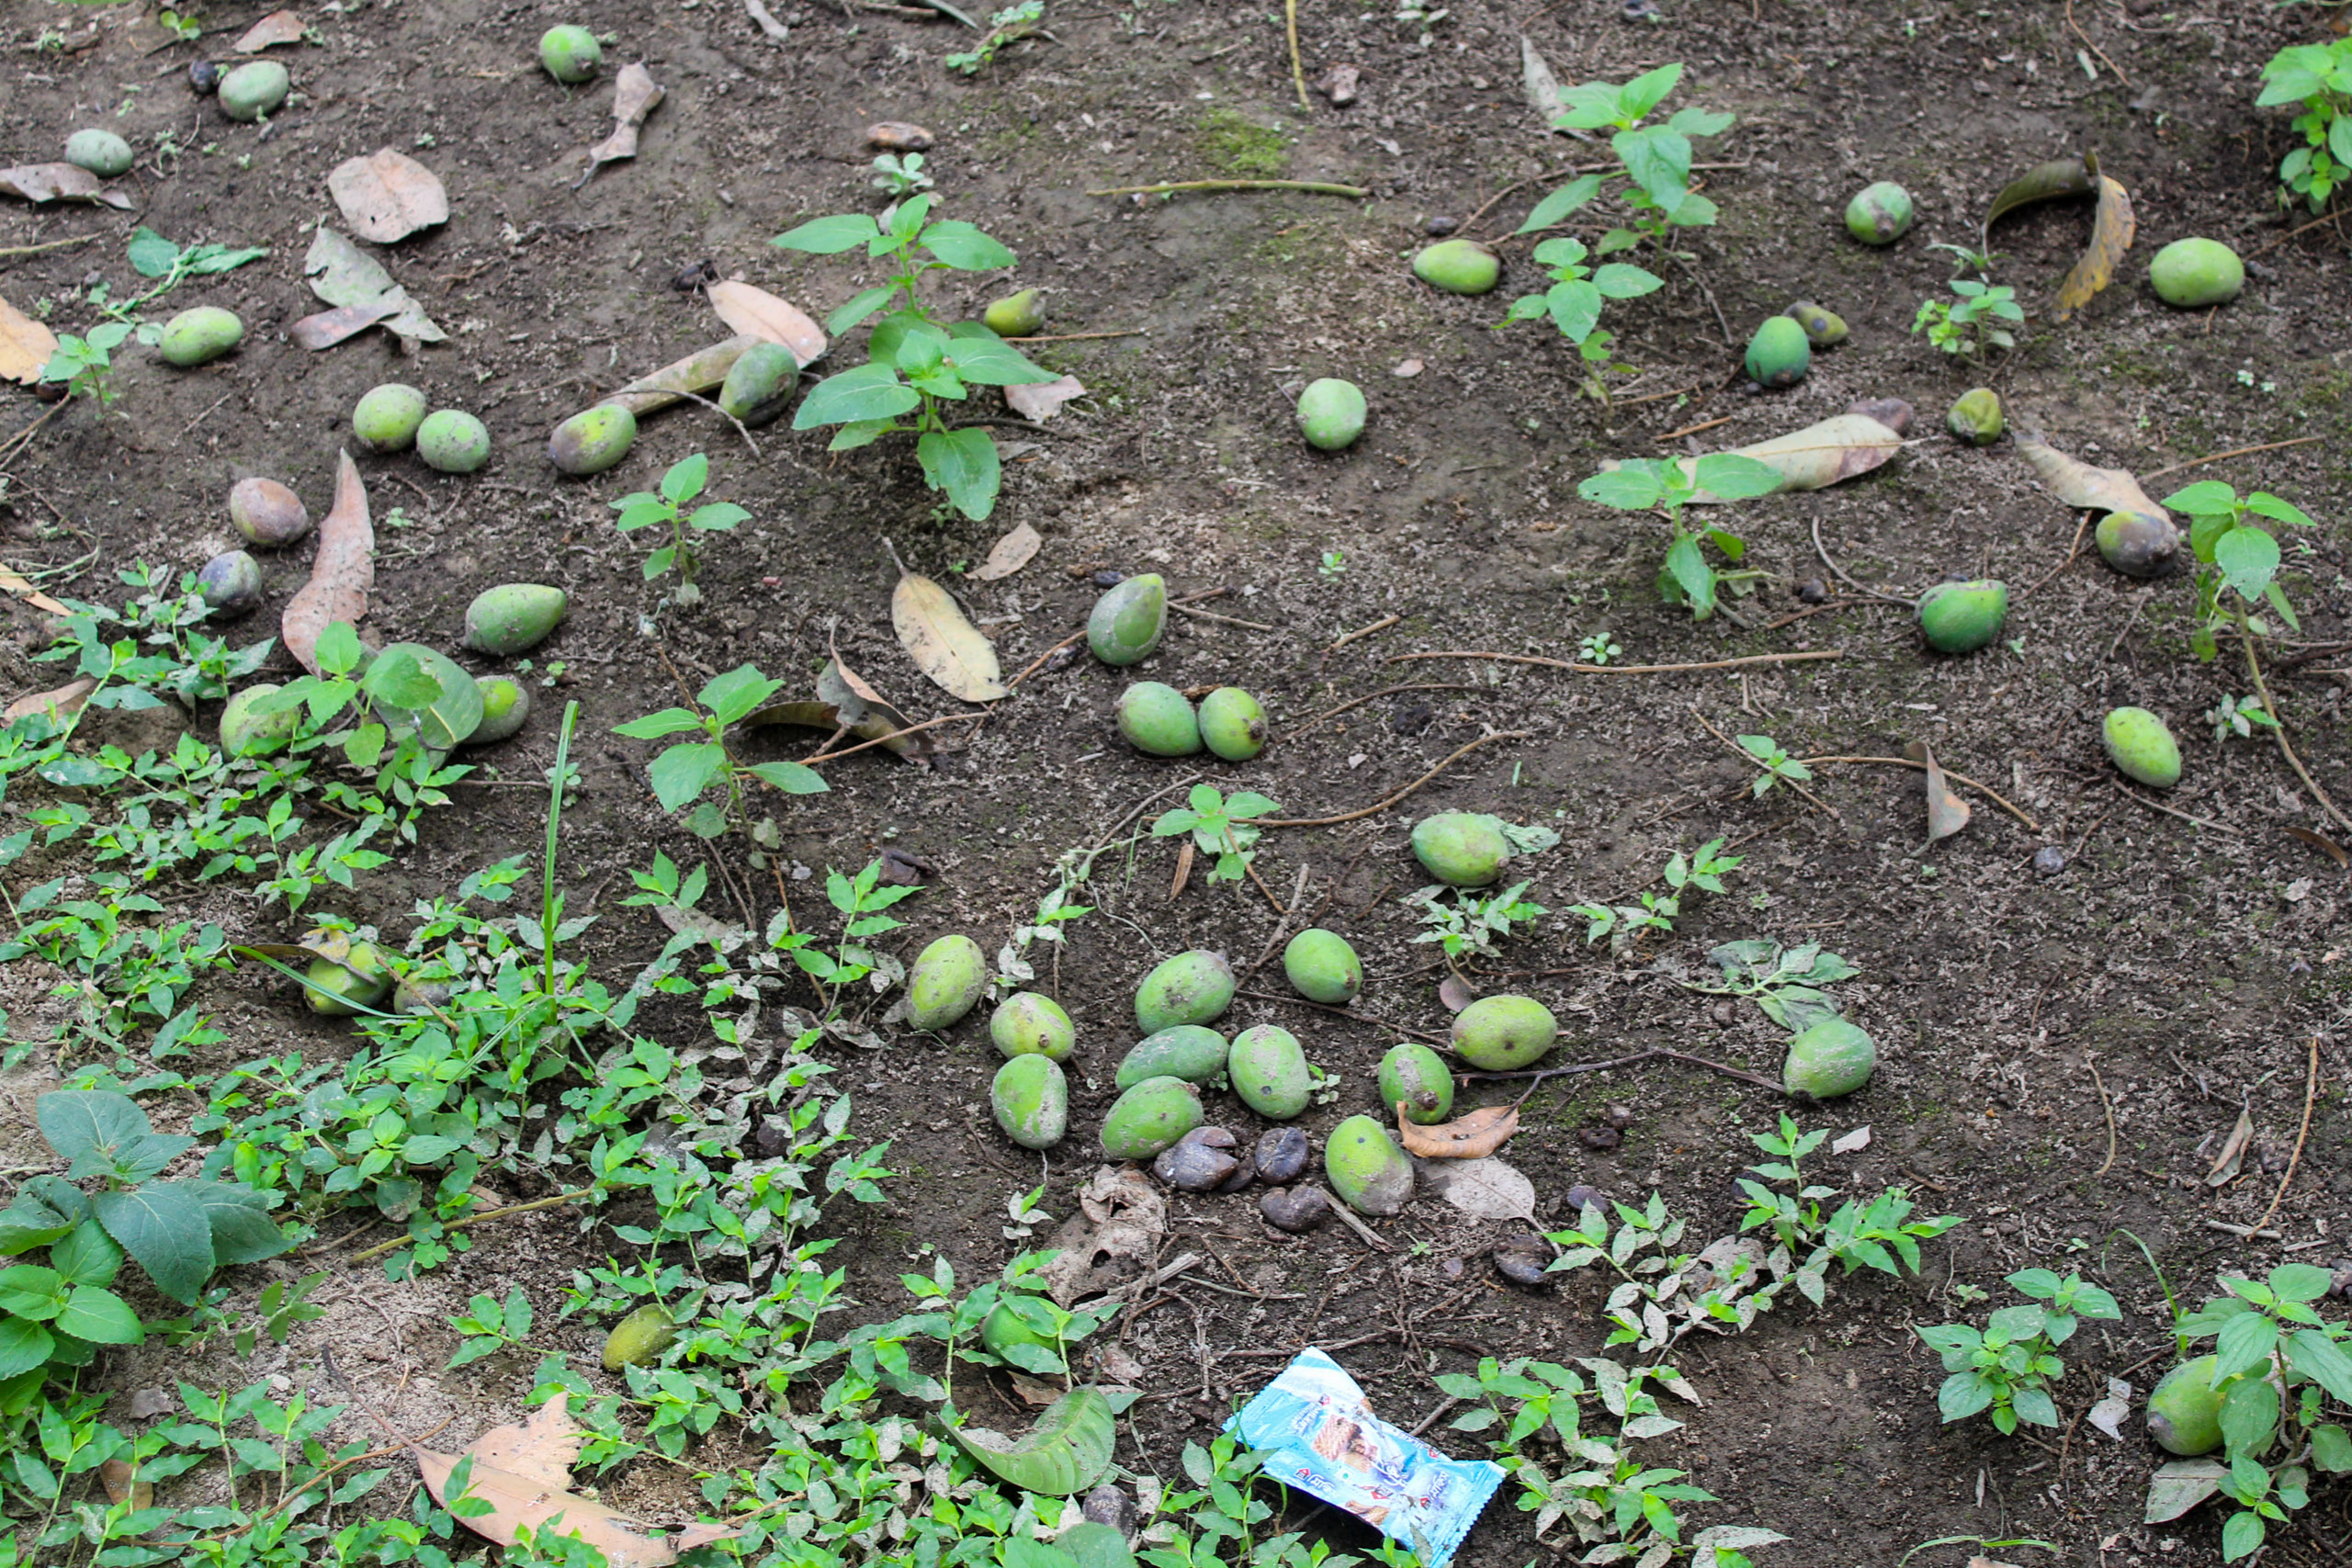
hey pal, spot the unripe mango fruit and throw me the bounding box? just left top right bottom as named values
left=1782, top=1016, right=1875, bottom=1098
left=1378, top=1042, right=1454, bottom=1124
left=992, top=1055, right=1069, bottom=1150
left=463, top=583, right=568, bottom=656
left=469, top=675, right=531, bottom=744
left=198, top=551, right=265, bottom=618
left=1411, top=812, right=1510, bottom=886
left=219, top=61, right=290, bottom=122
left=417, top=410, right=492, bottom=474
left=305, top=936, right=392, bottom=1016
left=539, top=25, right=603, bottom=82
left=906, top=934, right=987, bottom=1029
left=1117, top=682, right=1201, bottom=756
left=64, top=130, right=134, bottom=178
left=1451, top=995, right=1556, bottom=1070
left=1115, top=1025, right=1227, bottom=1089
left=1282, top=928, right=1361, bottom=1005
left=2147, top=1356, right=2227, bottom=1456
left=2103, top=706, right=2180, bottom=789
left=354, top=384, right=428, bottom=452
left=983, top=289, right=1046, bottom=336
left=2149, top=238, right=2243, bottom=309
left=1412, top=240, right=1500, bottom=295
left=1227, top=1025, right=1311, bottom=1120
left=1296, top=379, right=1366, bottom=451
left=548, top=404, right=636, bottom=476
left=230, top=478, right=311, bottom=546
left=1786, top=300, right=1847, bottom=346
left=1917, top=579, right=2007, bottom=654
left=1324, top=1115, right=1412, bottom=1215
left=602, top=1305, right=676, bottom=1371
left=1947, top=388, right=2003, bottom=446
left=1844, top=181, right=1913, bottom=244
left=220, top=684, right=297, bottom=756
left=1134, top=950, right=1233, bottom=1033
left=1089, top=574, right=1166, bottom=665
left=989, top=991, right=1075, bottom=1061
left=1101, top=1076, right=1202, bottom=1160
left=159, top=306, right=243, bottom=367
left=718, top=343, right=798, bottom=426
left=372, top=644, right=482, bottom=749
left=1744, top=316, right=1810, bottom=389
left=2095, top=511, right=2179, bottom=580
left=1198, top=687, right=1268, bottom=761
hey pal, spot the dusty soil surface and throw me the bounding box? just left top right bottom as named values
left=5, top=0, right=2352, bottom=1563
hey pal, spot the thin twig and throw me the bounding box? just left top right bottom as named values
left=1002, top=329, right=1148, bottom=342
left=1811, top=517, right=1915, bottom=606
left=1657, top=414, right=1735, bottom=442
left=667, top=389, right=762, bottom=458
left=793, top=710, right=987, bottom=766
left=2250, top=210, right=2352, bottom=258
left=0, top=234, right=102, bottom=260
left=1170, top=602, right=1279, bottom=632
left=1796, top=754, right=2042, bottom=830
left=1008, top=631, right=1084, bottom=686
left=349, top=1187, right=596, bottom=1266
left=1235, top=989, right=1449, bottom=1045
left=2140, top=434, right=2324, bottom=482
left=1258, top=730, right=1531, bottom=827
left=1327, top=614, right=1400, bottom=652
left=2109, top=779, right=2242, bottom=835
left=2022, top=512, right=2093, bottom=596
left=1289, top=682, right=1476, bottom=739
left=2243, top=623, right=2352, bottom=835
left=1239, top=863, right=1316, bottom=987
left=1690, top=707, right=1845, bottom=821
left=1086, top=179, right=1368, bottom=197
left=2089, top=1061, right=2117, bottom=1178
left=1283, top=0, right=1309, bottom=110
left=2246, top=1037, right=2320, bottom=1235
left=1459, top=1046, right=1784, bottom=1096
left=2064, top=0, right=2129, bottom=85
left=1386, top=649, right=1845, bottom=676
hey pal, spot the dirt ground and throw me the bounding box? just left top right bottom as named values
left=6, top=0, right=2352, bottom=1562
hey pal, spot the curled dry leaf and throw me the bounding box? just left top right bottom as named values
left=282, top=451, right=374, bottom=675
left=0, top=293, right=59, bottom=386
left=1396, top=1102, right=1520, bottom=1159
left=2056, top=169, right=2135, bottom=321
left=1437, top=974, right=1476, bottom=1013
left=0, top=164, right=134, bottom=209
left=4, top=678, right=96, bottom=725
left=577, top=64, right=664, bottom=186
left=98, top=1458, right=151, bottom=1510
left=2204, top=1105, right=2254, bottom=1188
left=327, top=149, right=450, bottom=243
left=2144, top=1459, right=2226, bottom=1524
left=2086, top=1378, right=2133, bottom=1441
left=600, top=335, right=758, bottom=417
left=1520, top=35, right=1562, bottom=123
left=1316, top=63, right=1361, bottom=107
left=417, top=1393, right=688, bottom=1567
left=705, top=279, right=826, bottom=367
left=2284, top=825, right=2349, bottom=869
left=1672, top=403, right=1910, bottom=502
left=1005, top=375, right=1086, bottom=423
left=1984, top=155, right=2097, bottom=236
left=299, top=227, right=446, bottom=345
left=1038, top=1166, right=1165, bottom=1305
left=1907, top=739, right=1971, bottom=842
left=2013, top=429, right=2168, bottom=522
left=893, top=569, right=1008, bottom=703
left=969, top=525, right=1044, bottom=585
left=232, top=9, right=307, bottom=51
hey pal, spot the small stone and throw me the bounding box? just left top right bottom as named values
left=1316, top=64, right=1361, bottom=107
left=1253, top=1126, right=1310, bottom=1185
left=868, top=121, right=935, bottom=152
left=1603, top=1102, right=1635, bottom=1128
left=2032, top=845, right=2065, bottom=876
left=1260, top=1185, right=1332, bottom=1234
left=1179, top=1125, right=1238, bottom=1151
left=1796, top=578, right=1829, bottom=604
left=188, top=59, right=220, bottom=96
left=1082, top=1486, right=1137, bottom=1536
left=1423, top=216, right=1458, bottom=237
left=1153, top=1141, right=1238, bottom=1192
left=1577, top=1125, right=1622, bottom=1150
left=1493, top=1235, right=1553, bottom=1286
left=1090, top=570, right=1126, bottom=588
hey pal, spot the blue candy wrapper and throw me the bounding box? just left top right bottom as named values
left=1227, top=1348, right=1504, bottom=1568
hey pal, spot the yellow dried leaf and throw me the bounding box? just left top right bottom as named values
left=0, top=292, right=58, bottom=386
left=705, top=279, right=825, bottom=367
left=892, top=573, right=1007, bottom=702
left=1396, top=1102, right=1520, bottom=1159
left=2055, top=173, right=2134, bottom=321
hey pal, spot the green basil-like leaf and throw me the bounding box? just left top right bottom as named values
left=747, top=761, right=831, bottom=796
left=92, top=1183, right=216, bottom=1304
left=647, top=743, right=727, bottom=814
left=793, top=363, right=921, bottom=431
left=917, top=427, right=1001, bottom=523
left=921, top=220, right=1017, bottom=271
left=770, top=213, right=884, bottom=254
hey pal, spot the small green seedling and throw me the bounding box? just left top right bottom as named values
left=1912, top=279, right=2022, bottom=360
left=1577, top=631, right=1622, bottom=665
left=1577, top=454, right=1779, bottom=619
left=1568, top=837, right=1741, bottom=953
left=114, top=227, right=269, bottom=321
left=610, top=452, right=750, bottom=598
left=944, top=1, right=1044, bottom=73
left=1152, top=783, right=1281, bottom=883
left=614, top=665, right=829, bottom=838
left=2205, top=694, right=2277, bottom=745
left=1497, top=236, right=1662, bottom=403
left=2257, top=37, right=2352, bottom=212
left=1404, top=879, right=1547, bottom=963
left=872, top=152, right=933, bottom=196
left=40, top=323, right=131, bottom=415
left=2164, top=479, right=2314, bottom=660
left=1917, top=1268, right=2120, bottom=1435
left=1736, top=733, right=1813, bottom=798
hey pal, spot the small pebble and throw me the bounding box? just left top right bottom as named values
left=1493, top=1235, right=1553, bottom=1287
left=1090, top=570, right=1127, bottom=588
left=1254, top=1125, right=1310, bottom=1185
left=1260, top=1185, right=1331, bottom=1234
left=1796, top=578, right=1829, bottom=604
left=1083, top=1485, right=1137, bottom=1536
left=1577, top=1124, right=1622, bottom=1151
left=2032, top=844, right=2066, bottom=876
left=1423, top=216, right=1458, bottom=237
left=1153, top=1141, right=1238, bottom=1192
left=1603, top=1102, right=1635, bottom=1128
left=1391, top=702, right=1433, bottom=736
left=188, top=59, right=220, bottom=95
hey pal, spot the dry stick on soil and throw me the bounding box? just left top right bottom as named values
left=1797, top=753, right=2043, bottom=832
left=790, top=710, right=988, bottom=767
left=2246, top=1036, right=2321, bottom=1235
left=2109, top=778, right=2241, bottom=836
left=0, top=234, right=101, bottom=259
left=1087, top=178, right=1369, bottom=197
left=1326, top=613, right=1400, bottom=652
left=348, top=1186, right=597, bottom=1267
left=2241, top=629, right=2352, bottom=835
left=2022, top=512, right=2093, bottom=596
left=1257, top=729, right=1532, bottom=827
left=1001, top=329, right=1148, bottom=342
left=1239, top=863, right=1315, bottom=987
left=1169, top=601, right=1279, bottom=632
left=2250, top=210, right=2352, bottom=258
left=1283, top=0, right=1309, bottom=110
left=1810, top=517, right=1915, bottom=606
left=1688, top=707, right=1846, bottom=821
left=1459, top=1046, right=1784, bottom=1096
left=1386, top=649, right=1844, bottom=676
left=667, top=388, right=762, bottom=458
left=2139, top=434, right=2324, bottom=481
left=2064, top=0, right=2129, bottom=84
left=2089, top=1061, right=2118, bottom=1177
left=1235, top=988, right=1450, bottom=1045
left=1657, top=414, right=1736, bottom=441
left=1290, top=682, right=1477, bottom=739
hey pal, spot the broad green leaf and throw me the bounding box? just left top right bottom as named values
left=2189, top=509, right=2234, bottom=564
left=1661, top=533, right=1714, bottom=617
left=661, top=453, right=709, bottom=505
left=943, top=1385, right=1114, bottom=1495
left=2312, top=1423, right=2352, bottom=1472
left=2220, top=1373, right=2280, bottom=1461
left=689, top=502, right=751, bottom=532
left=48, top=1224, right=119, bottom=1288
left=793, top=363, right=921, bottom=430
left=1578, top=468, right=1665, bottom=511
left=0, top=1268, right=60, bottom=1321
left=1544, top=277, right=1602, bottom=343
left=826, top=286, right=896, bottom=336
left=187, top=244, right=268, bottom=276
left=2272, top=1262, right=2335, bottom=1303
left=2212, top=1312, right=2278, bottom=1382
left=362, top=648, right=441, bottom=710
left=2162, top=479, right=2239, bottom=516
left=1591, top=264, right=1663, bottom=300
left=0, top=1318, right=53, bottom=1380
left=93, top=1183, right=215, bottom=1303
left=1668, top=192, right=1720, bottom=228
left=1665, top=106, right=1734, bottom=138
left=2213, top=525, right=2279, bottom=601
left=918, top=427, right=1001, bottom=523
left=2286, top=1328, right=2352, bottom=1404
left=747, top=761, right=830, bottom=795
left=1613, top=127, right=1692, bottom=215
left=895, top=331, right=947, bottom=378
left=1531, top=235, right=1589, bottom=270
left=1517, top=175, right=1602, bottom=234
left=1690, top=453, right=1783, bottom=501
left=2220, top=1510, right=2265, bottom=1562
left=699, top=665, right=786, bottom=727
left=2244, top=492, right=2315, bottom=529
left=126, top=228, right=183, bottom=278
left=55, top=1287, right=141, bottom=1346
left=828, top=419, right=897, bottom=451
left=868, top=311, right=950, bottom=367
left=944, top=336, right=1062, bottom=386
left=36, top=1091, right=148, bottom=1170
left=770, top=213, right=884, bottom=254
left=1618, top=62, right=1684, bottom=121
left=1935, top=1371, right=1993, bottom=1422
left=2011, top=1386, right=2060, bottom=1427
left=922, top=220, right=1017, bottom=271
left=613, top=708, right=705, bottom=740
left=1554, top=81, right=1623, bottom=130
left=188, top=1183, right=288, bottom=1268
left=647, top=743, right=727, bottom=813
left=0, top=1180, right=86, bottom=1257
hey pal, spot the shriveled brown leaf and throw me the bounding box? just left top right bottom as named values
left=1984, top=155, right=2095, bottom=235
left=1007, top=1371, right=1065, bottom=1406
left=818, top=644, right=899, bottom=726
left=601, top=335, right=757, bottom=417
left=0, top=164, right=134, bottom=209
left=706, top=279, right=825, bottom=367
left=232, top=9, right=307, bottom=51
left=282, top=451, right=373, bottom=675
left=1005, top=375, right=1086, bottom=423
left=0, top=293, right=59, bottom=386
left=1437, top=975, right=1476, bottom=1013
left=1396, top=1102, right=1520, bottom=1159
left=1906, top=740, right=1971, bottom=842
left=2055, top=172, right=2135, bottom=321
left=5, top=677, right=96, bottom=725
left=2285, top=825, right=2349, bottom=869
left=892, top=570, right=1008, bottom=703
left=1169, top=839, right=1195, bottom=900
left=2014, top=430, right=2168, bottom=521
left=1673, top=407, right=1908, bottom=502
left=1038, top=1166, right=1165, bottom=1305
left=327, top=149, right=449, bottom=243
left=2204, top=1106, right=2253, bottom=1188
left=577, top=64, right=663, bottom=186
left=1521, top=34, right=1562, bottom=123
left=0, top=567, right=72, bottom=617
left=415, top=1393, right=679, bottom=1566
left=98, top=1458, right=151, bottom=1509
left=290, top=298, right=404, bottom=351
left=301, top=227, right=446, bottom=344
left=969, top=522, right=1042, bottom=581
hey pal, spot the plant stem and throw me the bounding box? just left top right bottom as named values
left=1084, top=179, right=1370, bottom=197
left=2237, top=605, right=2352, bottom=834
left=347, top=1186, right=600, bottom=1266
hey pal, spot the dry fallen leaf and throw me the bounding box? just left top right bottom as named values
left=1437, top=975, right=1476, bottom=1013
left=705, top=279, right=826, bottom=367
left=4, top=678, right=96, bottom=725
left=1039, top=1167, right=1165, bottom=1305
left=602, top=336, right=758, bottom=417
left=1673, top=403, right=1910, bottom=502
left=299, top=227, right=446, bottom=345
left=1421, top=1156, right=1538, bottom=1223
left=1984, top=155, right=2097, bottom=237
left=2204, top=1105, right=2254, bottom=1188
left=232, top=9, right=307, bottom=51
left=327, top=149, right=450, bottom=243
left=1521, top=34, right=1562, bottom=123
left=417, top=1394, right=679, bottom=1567
left=1007, top=1371, right=1064, bottom=1407
left=891, top=560, right=1008, bottom=703
left=2056, top=166, right=2135, bottom=321
left=1, top=566, right=73, bottom=617
left=0, top=293, right=59, bottom=386
left=742, top=700, right=937, bottom=764
left=283, top=451, right=374, bottom=675
left=2284, top=825, right=2349, bottom=869
left=969, top=522, right=1042, bottom=581
left=1911, top=740, right=1972, bottom=843
left=1168, top=839, right=1195, bottom=900
left=0, top=164, right=134, bottom=209
left=1005, top=374, right=1086, bottom=423
left=2013, top=430, right=2169, bottom=521
left=2087, top=1378, right=2134, bottom=1441
left=577, top=64, right=663, bottom=187
left=1397, top=1102, right=1520, bottom=1159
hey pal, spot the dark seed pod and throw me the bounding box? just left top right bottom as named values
left=1563, top=1184, right=1608, bottom=1217
left=1577, top=1124, right=1622, bottom=1151
left=1493, top=1235, right=1554, bottom=1287
left=1253, top=1126, right=1310, bottom=1186
left=1083, top=1485, right=1137, bottom=1536
left=188, top=58, right=221, bottom=95
left=1153, top=1140, right=1238, bottom=1192
left=2032, top=845, right=2065, bottom=876
left=1423, top=215, right=1458, bottom=237
left=1260, top=1185, right=1331, bottom=1234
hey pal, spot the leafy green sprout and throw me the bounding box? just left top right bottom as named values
left=1577, top=631, right=1621, bottom=665
left=2164, top=479, right=2315, bottom=660
left=872, top=151, right=933, bottom=196
left=1576, top=454, right=1781, bottom=620
left=2257, top=36, right=2352, bottom=212
left=1318, top=549, right=1347, bottom=579
left=1403, top=879, right=1547, bottom=965
left=2206, top=694, right=2278, bottom=745
left=610, top=451, right=749, bottom=598
left=113, top=227, right=269, bottom=321
left=771, top=197, right=1061, bottom=521
left=1519, top=63, right=1735, bottom=256
left=944, top=1, right=1045, bottom=74
left=1735, top=733, right=1813, bottom=797
left=1152, top=783, right=1282, bottom=883
left=1917, top=1268, right=2121, bottom=1435
left=1911, top=279, right=2022, bottom=360
left=1567, top=835, right=1741, bottom=952
left=1496, top=236, right=1663, bottom=403
left=613, top=665, right=829, bottom=840
left=39, top=323, right=131, bottom=414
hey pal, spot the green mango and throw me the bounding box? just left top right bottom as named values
left=468, top=676, right=531, bottom=744
left=1197, top=687, right=1267, bottom=761
left=1100, top=1076, right=1202, bottom=1160
left=2095, top=511, right=2180, bottom=579
left=354, top=383, right=428, bottom=452
left=220, top=683, right=297, bottom=756
left=464, top=583, right=568, bottom=656
left=1917, top=579, right=2007, bottom=654
left=1785, top=300, right=1847, bottom=346
left=1089, top=574, right=1166, bottom=665
left=1781, top=1016, right=1875, bottom=1098
left=1743, top=315, right=1810, bottom=389
left=1324, top=1114, right=1412, bottom=1216
left=1282, top=928, right=1361, bottom=1005
left=907, top=934, right=988, bottom=1029
left=305, top=936, right=392, bottom=1016
left=219, top=61, right=290, bottom=122
left=539, top=24, right=603, bottom=82
left=983, top=289, right=1046, bottom=336
left=1296, top=378, right=1366, bottom=451
left=718, top=342, right=799, bottom=426
left=1134, top=950, right=1234, bottom=1033
left=1116, top=682, right=1201, bottom=757
left=601, top=1304, right=676, bottom=1371
left=547, top=405, right=637, bottom=476
left=1115, top=1025, right=1227, bottom=1089
left=992, top=1055, right=1069, bottom=1150
left=2149, top=238, right=2243, bottom=309
left=1947, top=388, right=2003, bottom=446
left=1378, top=1043, right=1454, bottom=1124
left=159, top=306, right=243, bottom=367
left=1412, top=239, right=1500, bottom=295
left=64, top=130, right=134, bottom=178
left=2147, top=1356, right=2227, bottom=1456
left=368, top=643, right=482, bottom=749
left=1844, top=181, right=1913, bottom=244
left=989, top=991, right=1075, bottom=1061
left=417, top=410, right=492, bottom=474
left=1410, top=811, right=1510, bottom=886
left=2103, top=706, right=2180, bottom=789
left=1451, top=995, right=1556, bottom=1071
left=1227, top=1025, right=1311, bottom=1120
